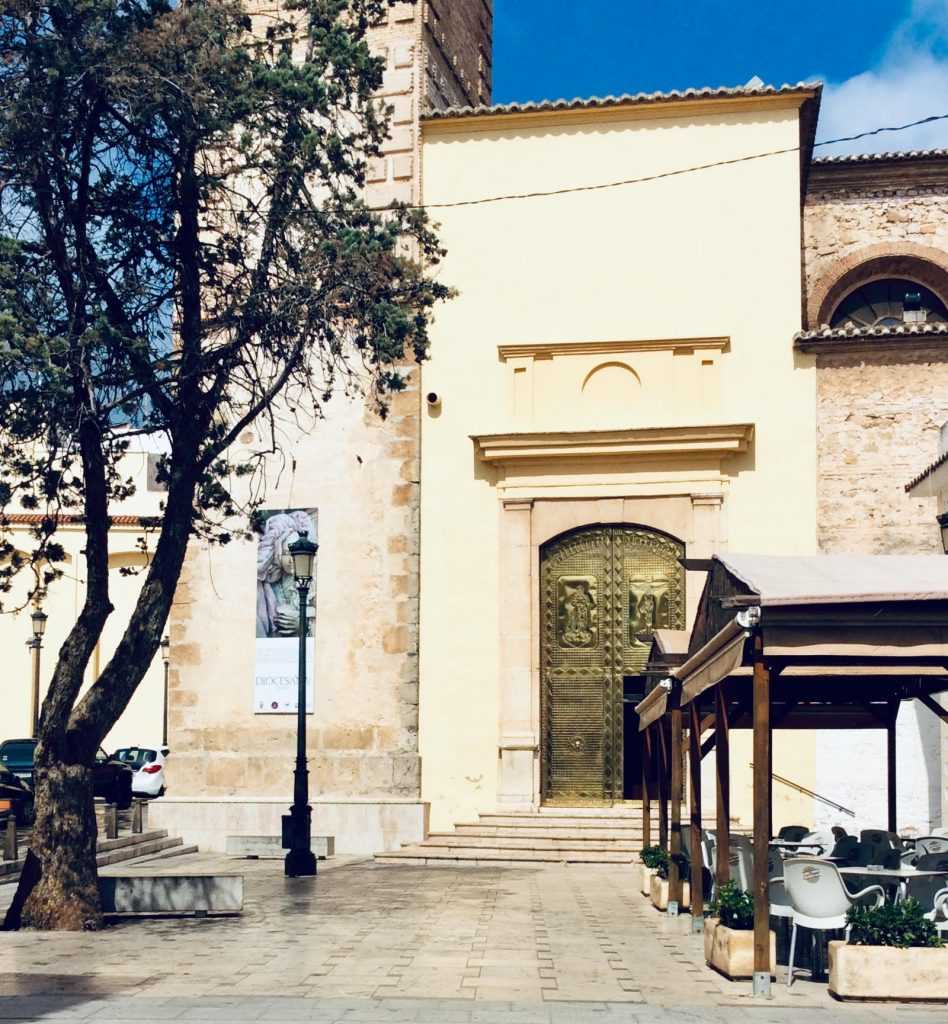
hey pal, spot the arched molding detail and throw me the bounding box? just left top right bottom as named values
left=580, top=361, right=641, bottom=392
left=108, top=550, right=150, bottom=570
left=808, top=242, right=948, bottom=328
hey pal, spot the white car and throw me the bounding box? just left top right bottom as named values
left=111, top=746, right=169, bottom=798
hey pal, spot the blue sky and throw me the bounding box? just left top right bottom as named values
left=493, top=1, right=948, bottom=155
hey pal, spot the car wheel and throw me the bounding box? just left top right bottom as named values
left=158, top=786, right=166, bottom=798
left=115, top=780, right=133, bottom=811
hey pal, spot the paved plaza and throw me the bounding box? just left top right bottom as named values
left=0, top=857, right=945, bottom=1022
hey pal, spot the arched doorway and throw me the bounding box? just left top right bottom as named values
left=539, top=525, right=685, bottom=803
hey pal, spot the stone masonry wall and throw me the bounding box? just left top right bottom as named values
left=804, top=160, right=948, bottom=831
left=167, top=1, right=491, bottom=801
left=804, top=163, right=948, bottom=328
left=804, top=162, right=948, bottom=553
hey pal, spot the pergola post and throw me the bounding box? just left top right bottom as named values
left=887, top=701, right=899, bottom=834
left=658, top=719, right=669, bottom=850
left=752, top=633, right=772, bottom=997
left=668, top=706, right=684, bottom=915
left=689, top=700, right=704, bottom=932
left=642, top=726, right=652, bottom=849
left=715, top=681, right=730, bottom=893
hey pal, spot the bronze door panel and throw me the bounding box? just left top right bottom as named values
left=540, top=525, right=684, bottom=804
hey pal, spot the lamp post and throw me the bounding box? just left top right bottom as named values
left=283, top=529, right=318, bottom=878
left=160, top=635, right=170, bottom=748
left=938, top=512, right=948, bottom=555
left=28, top=606, right=48, bottom=738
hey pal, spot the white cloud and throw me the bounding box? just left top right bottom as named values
left=817, top=1, right=948, bottom=156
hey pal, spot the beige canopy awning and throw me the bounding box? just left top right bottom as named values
left=635, top=683, right=670, bottom=730
left=675, top=615, right=750, bottom=706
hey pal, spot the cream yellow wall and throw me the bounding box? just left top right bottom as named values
left=1, top=447, right=167, bottom=752
left=420, top=99, right=819, bottom=831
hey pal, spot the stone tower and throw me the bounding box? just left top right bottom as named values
left=364, top=1, right=493, bottom=210
left=160, top=2, right=493, bottom=853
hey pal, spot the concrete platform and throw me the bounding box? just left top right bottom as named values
left=225, top=834, right=335, bottom=859
left=98, top=872, right=243, bottom=916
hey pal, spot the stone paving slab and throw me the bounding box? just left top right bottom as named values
left=0, top=857, right=946, bottom=1021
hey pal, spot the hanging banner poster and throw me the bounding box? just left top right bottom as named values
left=253, top=508, right=317, bottom=714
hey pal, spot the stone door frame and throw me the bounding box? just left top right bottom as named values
left=496, top=492, right=725, bottom=811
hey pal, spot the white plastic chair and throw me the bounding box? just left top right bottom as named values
left=799, top=830, right=834, bottom=856
left=932, top=827, right=948, bottom=838
left=728, top=835, right=754, bottom=891
left=783, top=857, right=885, bottom=987
left=767, top=846, right=792, bottom=921
left=915, top=836, right=948, bottom=857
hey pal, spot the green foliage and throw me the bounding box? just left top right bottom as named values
left=708, top=880, right=754, bottom=930
left=640, top=845, right=667, bottom=871
left=0, top=1, right=448, bottom=743
left=846, top=899, right=943, bottom=949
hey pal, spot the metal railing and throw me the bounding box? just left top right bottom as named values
left=749, top=762, right=855, bottom=818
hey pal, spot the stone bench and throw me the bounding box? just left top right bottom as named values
left=99, top=873, right=243, bottom=916
left=226, top=834, right=334, bottom=859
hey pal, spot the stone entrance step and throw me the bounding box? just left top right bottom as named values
left=1, top=828, right=198, bottom=883
left=375, top=805, right=660, bottom=866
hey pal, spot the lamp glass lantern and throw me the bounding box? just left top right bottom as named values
left=938, top=511, right=948, bottom=555
left=160, top=634, right=170, bottom=664
left=31, top=608, right=48, bottom=640
left=289, top=530, right=318, bottom=583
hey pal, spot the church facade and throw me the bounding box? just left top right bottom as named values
left=7, top=2, right=946, bottom=853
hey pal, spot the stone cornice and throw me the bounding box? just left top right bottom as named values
left=472, top=424, right=755, bottom=466
left=498, top=337, right=730, bottom=361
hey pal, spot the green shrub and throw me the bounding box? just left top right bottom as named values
left=846, top=899, right=943, bottom=949
left=708, top=880, right=754, bottom=930
left=640, top=845, right=668, bottom=871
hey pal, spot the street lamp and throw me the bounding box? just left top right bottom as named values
left=938, top=512, right=948, bottom=555
left=160, top=635, right=170, bottom=748
left=29, top=606, right=48, bottom=738
left=283, top=528, right=318, bottom=878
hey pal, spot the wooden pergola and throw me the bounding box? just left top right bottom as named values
left=635, top=554, right=948, bottom=997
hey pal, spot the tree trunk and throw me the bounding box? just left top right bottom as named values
left=20, top=758, right=100, bottom=930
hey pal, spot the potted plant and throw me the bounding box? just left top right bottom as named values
left=703, top=881, right=775, bottom=979
left=829, top=899, right=947, bottom=1001
left=639, top=845, right=666, bottom=896
left=649, top=850, right=690, bottom=912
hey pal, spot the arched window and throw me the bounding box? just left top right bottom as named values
left=830, top=278, right=948, bottom=329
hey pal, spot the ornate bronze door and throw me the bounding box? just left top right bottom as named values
left=540, top=526, right=685, bottom=803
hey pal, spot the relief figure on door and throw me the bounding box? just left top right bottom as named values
left=557, top=576, right=598, bottom=648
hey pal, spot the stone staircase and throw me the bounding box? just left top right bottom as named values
left=375, top=805, right=660, bottom=866
left=1, top=811, right=198, bottom=884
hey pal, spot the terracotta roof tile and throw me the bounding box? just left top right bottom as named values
left=423, top=82, right=821, bottom=121
left=905, top=450, right=948, bottom=493
left=812, top=149, right=948, bottom=165
left=795, top=322, right=948, bottom=348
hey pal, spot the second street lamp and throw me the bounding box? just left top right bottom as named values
left=283, top=528, right=318, bottom=878
left=160, top=635, right=170, bottom=748
left=29, top=606, right=48, bottom=739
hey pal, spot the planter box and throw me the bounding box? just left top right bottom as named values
left=640, top=864, right=657, bottom=896
left=828, top=941, right=948, bottom=1001
left=704, top=918, right=775, bottom=980
left=650, top=872, right=690, bottom=911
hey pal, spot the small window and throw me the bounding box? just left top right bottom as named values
left=830, top=279, right=948, bottom=329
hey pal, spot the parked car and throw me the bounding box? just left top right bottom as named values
left=0, top=762, right=33, bottom=826
left=0, top=738, right=134, bottom=809
left=111, top=746, right=168, bottom=798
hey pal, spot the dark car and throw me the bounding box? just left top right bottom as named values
left=0, top=762, right=33, bottom=826
left=0, top=739, right=133, bottom=809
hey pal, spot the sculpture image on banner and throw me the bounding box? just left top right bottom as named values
left=253, top=508, right=317, bottom=714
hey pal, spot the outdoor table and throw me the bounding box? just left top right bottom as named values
left=838, top=865, right=948, bottom=902
left=769, top=839, right=827, bottom=856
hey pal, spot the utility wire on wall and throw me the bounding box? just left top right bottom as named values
left=371, top=111, right=948, bottom=212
